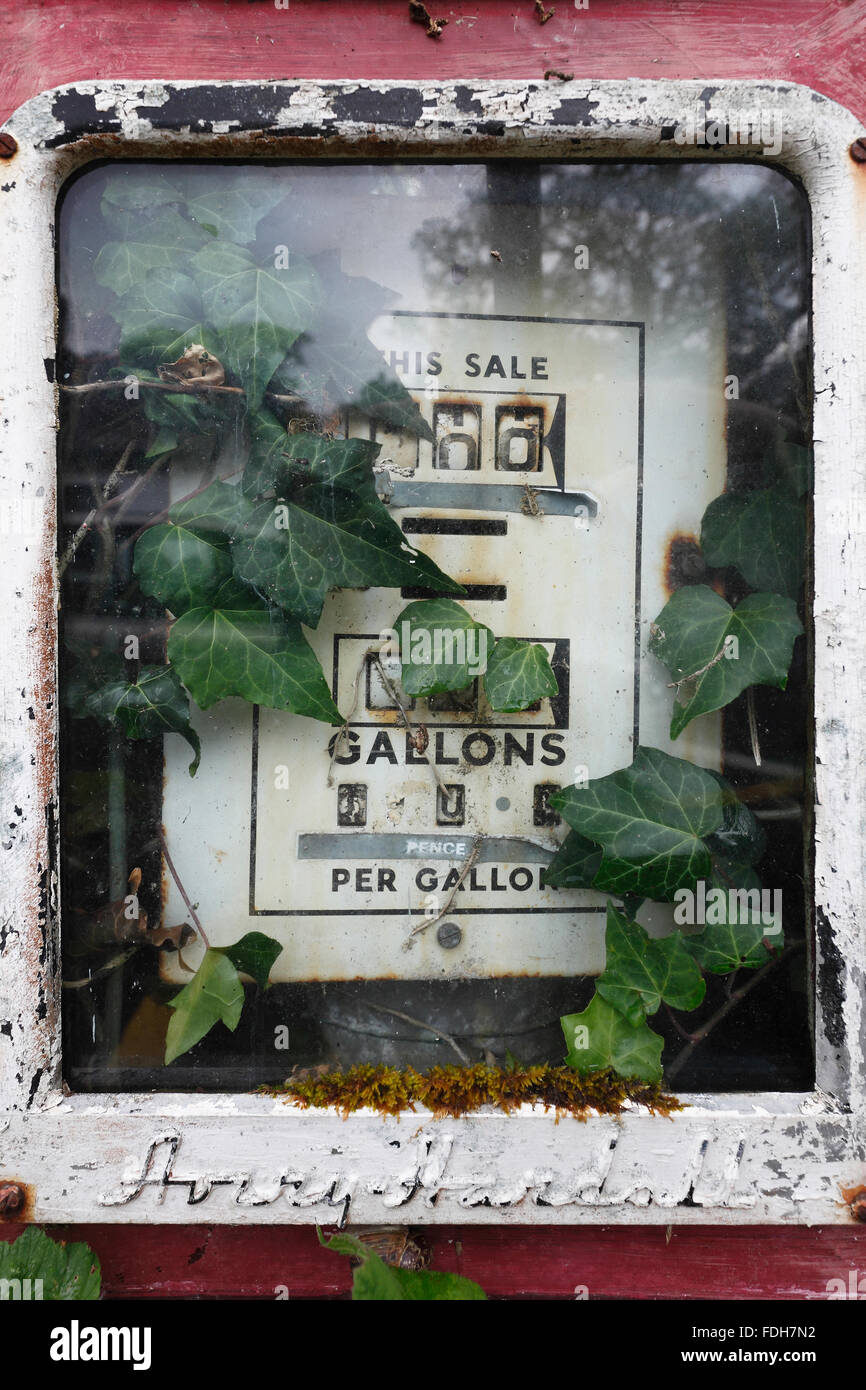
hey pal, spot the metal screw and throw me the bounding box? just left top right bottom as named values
left=436, top=921, right=462, bottom=950
left=0, top=1183, right=24, bottom=1213
left=849, top=138, right=866, bottom=164
left=0, top=133, right=17, bottom=159
left=850, top=1195, right=866, bottom=1223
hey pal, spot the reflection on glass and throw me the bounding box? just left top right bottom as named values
left=57, top=161, right=812, bottom=1094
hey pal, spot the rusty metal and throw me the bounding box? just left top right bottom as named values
left=0, top=1183, right=25, bottom=1213
left=663, top=532, right=706, bottom=595
left=0, top=132, right=17, bottom=159
left=849, top=139, right=866, bottom=164
left=843, top=1185, right=866, bottom=1221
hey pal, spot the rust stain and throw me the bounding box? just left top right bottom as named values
left=0, top=1181, right=35, bottom=1224
left=662, top=531, right=706, bottom=596
left=841, top=1183, right=866, bottom=1221
left=22, top=484, right=60, bottom=1057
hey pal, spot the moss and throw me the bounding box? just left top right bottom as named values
left=264, top=1063, right=682, bottom=1120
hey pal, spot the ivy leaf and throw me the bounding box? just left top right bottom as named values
left=171, top=478, right=256, bottom=541
left=704, top=771, right=766, bottom=867
left=134, top=512, right=233, bottom=617
left=244, top=416, right=382, bottom=501
left=135, top=481, right=254, bottom=615
left=682, top=865, right=782, bottom=974
left=102, top=172, right=181, bottom=213
left=649, top=586, right=803, bottom=739
left=395, top=598, right=493, bottom=697
left=318, top=1232, right=487, bottom=1301
left=278, top=431, right=382, bottom=499
left=595, top=902, right=706, bottom=1027
left=561, top=992, right=663, bottom=1083
left=483, top=637, right=558, bottom=712
left=700, top=488, right=805, bottom=598
left=0, top=1227, right=101, bottom=1300
left=168, top=578, right=342, bottom=724
left=234, top=485, right=463, bottom=629
left=550, top=747, right=726, bottom=901
left=219, top=931, right=283, bottom=990
left=275, top=254, right=433, bottom=439
left=116, top=267, right=212, bottom=365
left=84, top=665, right=201, bottom=775
left=244, top=410, right=293, bottom=496
left=165, top=948, right=244, bottom=1064
left=183, top=172, right=287, bottom=244
left=94, top=206, right=208, bottom=296
left=190, top=241, right=321, bottom=410
left=541, top=830, right=603, bottom=889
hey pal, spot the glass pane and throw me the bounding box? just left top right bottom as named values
left=57, top=160, right=812, bottom=1093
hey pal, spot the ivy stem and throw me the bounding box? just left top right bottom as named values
left=362, top=1001, right=472, bottom=1066
left=407, top=835, right=484, bottom=941
left=372, top=653, right=448, bottom=794
left=664, top=942, right=802, bottom=1083
left=158, top=830, right=210, bottom=949
left=663, top=1002, right=697, bottom=1043
left=60, top=379, right=303, bottom=406
left=57, top=440, right=136, bottom=578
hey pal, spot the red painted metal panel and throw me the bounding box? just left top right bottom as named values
left=1, top=0, right=866, bottom=125
left=2, top=0, right=865, bottom=1298
left=2, top=1222, right=866, bottom=1299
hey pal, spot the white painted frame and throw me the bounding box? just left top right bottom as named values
left=0, top=79, right=863, bottom=1226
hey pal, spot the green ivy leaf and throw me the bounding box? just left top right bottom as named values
left=275, top=254, right=433, bottom=439
left=682, top=865, right=782, bottom=973
left=0, top=1227, right=101, bottom=1300
left=134, top=516, right=233, bottom=617
left=165, top=948, right=244, bottom=1064
left=182, top=172, right=287, bottom=244
left=135, top=480, right=255, bottom=614
left=171, top=478, right=256, bottom=541
left=541, top=830, right=603, bottom=889
left=561, top=992, right=663, bottom=1083
left=116, top=267, right=212, bottom=365
left=595, top=902, right=706, bottom=1027
left=234, top=483, right=463, bottom=629
left=219, top=931, right=283, bottom=990
left=274, top=430, right=381, bottom=501
left=700, top=488, right=806, bottom=598
left=190, top=241, right=321, bottom=410
left=244, top=410, right=293, bottom=496
left=245, top=417, right=382, bottom=502
left=649, top=586, right=803, bottom=739
left=84, top=665, right=201, bottom=775
left=102, top=172, right=181, bottom=213
left=318, top=1231, right=487, bottom=1301
left=168, top=578, right=342, bottom=723
left=483, top=637, right=558, bottom=712
left=94, top=206, right=208, bottom=296
left=395, top=598, right=493, bottom=697
left=550, top=747, right=726, bottom=901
